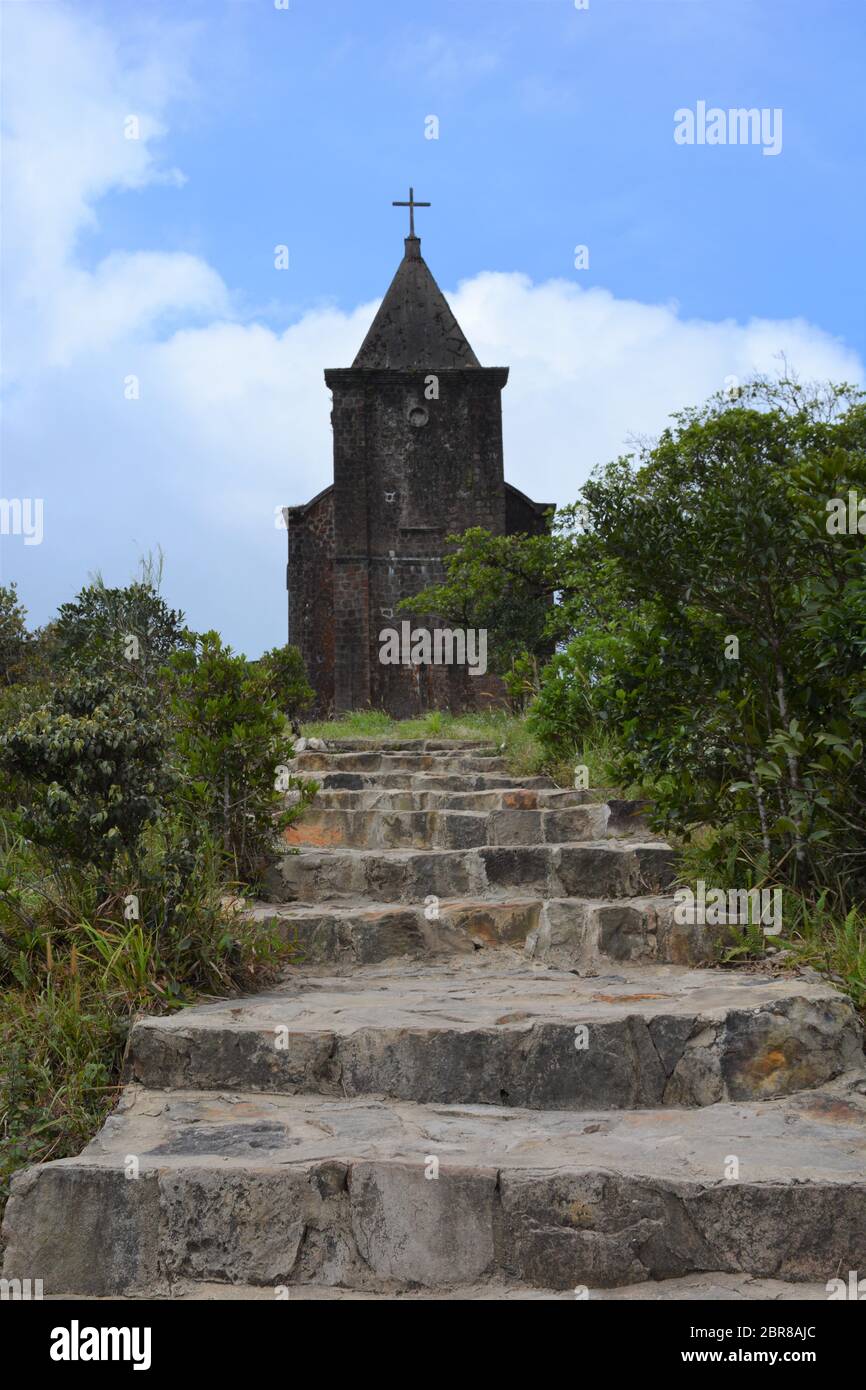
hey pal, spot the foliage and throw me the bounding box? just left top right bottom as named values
left=167, top=632, right=316, bottom=883
left=0, top=565, right=313, bottom=1215
left=0, top=821, right=289, bottom=1211
left=54, top=555, right=190, bottom=685
left=528, top=375, right=866, bottom=898
left=398, top=527, right=565, bottom=682
left=0, top=581, right=30, bottom=685
left=0, top=674, right=172, bottom=875
left=259, top=643, right=315, bottom=723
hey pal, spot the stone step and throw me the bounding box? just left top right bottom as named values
left=247, top=894, right=720, bottom=969
left=310, top=787, right=620, bottom=812
left=310, top=771, right=557, bottom=792
left=305, top=739, right=499, bottom=753
left=266, top=841, right=678, bottom=904
left=284, top=803, right=659, bottom=851
left=125, top=960, right=863, bottom=1109
left=50, top=1274, right=834, bottom=1301
left=6, top=1078, right=865, bottom=1295
left=290, top=751, right=511, bottom=775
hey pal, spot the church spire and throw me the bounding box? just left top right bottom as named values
left=352, top=190, right=480, bottom=369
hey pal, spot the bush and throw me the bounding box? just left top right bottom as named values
left=0, top=580, right=317, bottom=1215
left=398, top=526, right=563, bottom=682
left=167, top=632, right=316, bottom=884
left=0, top=582, right=29, bottom=685
left=0, top=674, right=172, bottom=876
left=259, top=643, right=315, bottom=724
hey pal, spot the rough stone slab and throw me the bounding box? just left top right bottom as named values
left=313, top=740, right=498, bottom=753
left=247, top=897, right=540, bottom=963
left=126, top=959, right=863, bottom=1108
left=5, top=1079, right=865, bottom=1295
left=283, top=805, right=623, bottom=851
left=526, top=895, right=730, bottom=970
left=307, top=788, right=631, bottom=816
left=247, top=894, right=722, bottom=968
left=52, top=1273, right=833, bottom=1300
left=266, top=841, right=678, bottom=904
left=309, top=772, right=556, bottom=793
left=290, top=751, right=511, bottom=775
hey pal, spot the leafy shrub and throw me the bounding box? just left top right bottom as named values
left=0, top=582, right=29, bottom=685
left=167, top=631, right=316, bottom=883
left=399, top=526, right=563, bottom=681
left=259, top=643, right=315, bottom=724
left=0, top=674, right=172, bottom=875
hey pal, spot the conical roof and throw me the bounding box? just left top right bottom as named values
left=352, top=237, right=480, bottom=369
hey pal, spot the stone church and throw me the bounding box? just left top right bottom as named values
left=285, top=194, right=551, bottom=717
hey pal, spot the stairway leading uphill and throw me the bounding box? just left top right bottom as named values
left=3, top=739, right=865, bottom=1299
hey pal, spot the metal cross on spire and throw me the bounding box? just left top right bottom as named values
left=392, top=186, right=430, bottom=238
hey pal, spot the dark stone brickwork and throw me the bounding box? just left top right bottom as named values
left=286, top=237, right=552, bottom=717
left=286, top=487, right=335, bottom=710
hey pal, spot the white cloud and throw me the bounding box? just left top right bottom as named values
left=450, top=274, right=863, bottom=505
left=2, top=3, right=862, bottom=658
left=2, top=1, right=210, bottom=380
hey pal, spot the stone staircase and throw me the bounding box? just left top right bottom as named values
left=3, top=739, right=865, bottom=1299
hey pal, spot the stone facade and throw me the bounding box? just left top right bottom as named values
left=287, top=234, right=551, bottom=716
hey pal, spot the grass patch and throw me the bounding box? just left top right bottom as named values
left=302, top=710, right=627, bottom=789
left=676, top=829, right=866, bottom=1014
left=781, top=896, right=866, bottom=1013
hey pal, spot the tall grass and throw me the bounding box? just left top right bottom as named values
left=0, top=822, right=290, bottom=1215
left=676, top=827, right=866, bottom=1014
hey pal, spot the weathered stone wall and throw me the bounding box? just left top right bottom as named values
left=287, top=486, right=335, bottom=712
left=506, top=482, right=553, bottom=538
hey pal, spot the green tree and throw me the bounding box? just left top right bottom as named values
left=398, top=526, right=569, bottom=705
left=54, top=555, right=190, bottom=685
left=532, top=375, right=866, bottom=895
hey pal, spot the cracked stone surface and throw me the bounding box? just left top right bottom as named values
left=127, top=958, right=862, bottom=1108
left=4, top=1079, right=866, bottom=1295
left=41, top=1275, right=838, bottom=1301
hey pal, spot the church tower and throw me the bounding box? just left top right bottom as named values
left=286, top=193, right=551, bottom=717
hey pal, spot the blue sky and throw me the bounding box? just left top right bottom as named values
left=2, top=0, right=864, bottom=655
